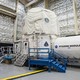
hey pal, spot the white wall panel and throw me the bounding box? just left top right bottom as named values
left=16, top=2, right=26, bottom=40
left=77, top=0, right=80, bottom=34
left=0, top=14, right=14, bottom=42
left=49, top=0, right=75, bottom=36
left=0, top=0, right=16, bottom=10
left=0, top=1, right=26, bottom=42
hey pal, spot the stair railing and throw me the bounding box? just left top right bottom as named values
left=51, top=49, right=67, bottom=68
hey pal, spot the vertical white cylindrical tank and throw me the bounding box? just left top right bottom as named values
left=54, top=36, right=80, bottom=58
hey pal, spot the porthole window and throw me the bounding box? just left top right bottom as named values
left=44, top=18, right=49, bottom=23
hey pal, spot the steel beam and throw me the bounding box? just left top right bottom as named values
left=44, top=0, right=49, bottom=9
left=13, top=0, right=19, bottom=42
left=0, top=4, right=16, bottom=18
left=19, top=0, right=28, bottom=5
left=25, top=0, right=39, bottom=7
left=73, top=0, right=78, bottom=35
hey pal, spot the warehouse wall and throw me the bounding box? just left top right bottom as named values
left=16, top=2, right=26, bottom=40
left=48, top=0, right=80, bottom=36
left=77, top=0, right=80, bottom=34
left=49, top=0, right=75, bottom=36
left=0, top=0, right=16, bottom=10
left=0, top=0, right=16, bottom=43
left=0, top=14, right=14, bottom=43
left=0, top=0, right=26, bottom=42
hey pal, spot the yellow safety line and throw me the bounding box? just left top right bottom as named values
left=1, top=69, right=46, bottom=80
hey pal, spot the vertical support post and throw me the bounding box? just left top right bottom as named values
left=28, top=48, right=31, bottom=70
left=44, top=0, right=49, bottom=9
left=13, top=0, right=19, bottom=42
left=73, top=0, right=78, bottom=35
left=48, top=60, right=51, bottom=72
left=14, top=17, right=17, bottom=42
left=48, top=48, right=50, bottom=59
left=27, top=6, right=32, bottom=10
left=34, top=33, right=38, bottom=58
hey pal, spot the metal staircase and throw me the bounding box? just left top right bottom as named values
left=14, top=54, right=28, bottom=67
left=51, top=60, right=66, bottom=72
left=51, top=50, right=67, bottom=72
left=28, top=48, right=67, bottom=73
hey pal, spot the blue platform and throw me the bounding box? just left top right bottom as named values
left=28, top=48, right=67, bottom=73
left=4, top=55, right=13, bottom=60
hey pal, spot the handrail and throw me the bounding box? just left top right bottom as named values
left=29, top=48, right=51, bottom=59
left=52, top=49, right=67, bottom=67
left=29, top=48, right=50, bottom=53
left=52, top=49, right=67, bottom=59
left=29, top=48, right=50, bottom=49
left=29, top=48, right=67, bottom=68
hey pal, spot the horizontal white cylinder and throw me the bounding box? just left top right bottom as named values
left=54, top=36, right=80, bottom=58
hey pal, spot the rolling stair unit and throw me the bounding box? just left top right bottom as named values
left=14, top=54, right=28, bottom=67
left=28, top=48, right=67, bottom=73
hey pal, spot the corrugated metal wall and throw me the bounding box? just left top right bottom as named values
left=0, top=0, right=16, bottom=10
left=77, top=0, right=80, bottom=34
left=0, top=14, right=14, bottom=43
left=0, top=0, right=25, bottom=42
left=16, top=2, right=26, bottom=40
left=49, top=0, right=75, bottom=36
left=0, top=0, right=16, bottom=43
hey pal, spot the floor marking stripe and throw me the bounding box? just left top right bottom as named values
left=1, top=69, right=46, bottom=80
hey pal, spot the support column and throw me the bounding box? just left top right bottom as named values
left=73, top=0, right=78, bottom=35
left=44, top=0, right=49, bottom=9
left=13, top=0, right=19, bottom=42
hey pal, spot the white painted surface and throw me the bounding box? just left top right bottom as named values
left=38, top=35, right=50, bottom=48
left=23, top=7, right=58, bottom=35
left=22, top=41, right=28, bottom=54
left=14, top=42, right=21, bottom=54
left=54, top=36, right=80, bottom=58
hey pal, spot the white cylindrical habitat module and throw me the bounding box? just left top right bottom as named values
left=23, top=7, right=58, bottom=35
left=54, top=36, right=80, bottom=58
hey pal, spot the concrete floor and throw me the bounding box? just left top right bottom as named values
left=0, top=64, right=80, bottom=80
left=0, top=63, right=33, bottom=79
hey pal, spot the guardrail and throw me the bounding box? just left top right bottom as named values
left=28, top=48, right=51, bottom=59
left=53, top=50, right=67, bottom=68
left=28, top=48, right=67, bottom=69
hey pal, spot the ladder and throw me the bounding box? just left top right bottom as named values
left=14, top=54, right=28, bottom=67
